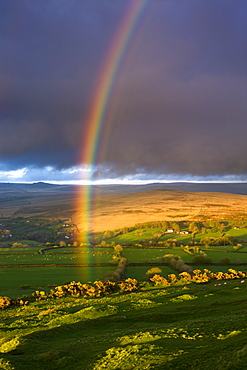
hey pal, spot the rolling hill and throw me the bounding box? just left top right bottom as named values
left=1, top=182, right=247, bottom=231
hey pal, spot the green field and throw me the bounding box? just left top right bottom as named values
left=0, top=247, right=114, bottom=265
left=2, top=219, right=247, bottom=305
left=205, top=250, right=247, bottom=264
left=0, top=266, right=115, bottom=298
left=126, top=265, right=176, bottom=281
left=3, top=194, right=247, bottom=368
left=2, top=242, right=247, bottom=300
left=122, top=247, right=193, bottom=263
left=1, top=279, right=247, bottom=369
left=205, top=245, right=237, bottom=251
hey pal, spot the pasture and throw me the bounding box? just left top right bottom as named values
left=2, top=241, right=247, bottom=300
left=2, top=185, right=247, bottom=368
left=2, top=213, right=247, bottom=318
left=0, top=266, right=114, bottom=298
left=1, top=279, right=247, bottom=369
left=122, top=247, right=193, bottom=263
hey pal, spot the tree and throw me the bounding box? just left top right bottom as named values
left=172, top=222, right=180, bottom=233
left=164, top=239, right=178, bottom=248
left=219, top=223, right=226, bottom=236
left=114, top=244, right=123, bottom=257
left=103, top=230, right=113, bottom=240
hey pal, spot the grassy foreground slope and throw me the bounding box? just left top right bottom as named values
left=1, top=279, right=247, bottom=369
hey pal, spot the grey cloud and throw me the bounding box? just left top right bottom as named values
left=0, top=0, right=247, bottom=179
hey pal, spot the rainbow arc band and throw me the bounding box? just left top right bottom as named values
left=78, top=0, right=150, bottom=243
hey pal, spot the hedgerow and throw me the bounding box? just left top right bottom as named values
left=32, top=277, right=138, bottom=301
left=0, top=268, right=247, bottom=309
left=150, top=268, right=247, bottom=286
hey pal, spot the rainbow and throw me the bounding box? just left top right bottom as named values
left=77, top=0, right=150, bottom=246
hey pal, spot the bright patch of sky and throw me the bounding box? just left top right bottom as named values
left=0, top=165, right=247, bottom=185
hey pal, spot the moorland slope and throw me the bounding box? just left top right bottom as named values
left=2, top=182, right=247, bottom=231
left=74, top=189, right=247, bottom=232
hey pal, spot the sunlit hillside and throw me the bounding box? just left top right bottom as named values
left=74, top=189, right=247, bottom=232
left=2, top=183, right=247, bottom=232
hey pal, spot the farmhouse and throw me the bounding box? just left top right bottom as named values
left=166, top=229, right=174, bottom=233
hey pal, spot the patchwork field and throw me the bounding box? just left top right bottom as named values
left=2, top=183, right=247, bottom=369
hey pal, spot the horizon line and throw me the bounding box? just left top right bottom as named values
left=1, top=179, right=247, bottom=186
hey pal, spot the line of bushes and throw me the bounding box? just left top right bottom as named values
left=103, top=257, right=127, bottom=281
left=150, top=268, right=247, bottom=286
left=0, top=277, right=139, bottom=309
left=1, top=268, right=247, bottom=310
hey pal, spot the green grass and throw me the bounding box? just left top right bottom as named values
left=1, top=279, right=247, bottom=369
left=205, top=251, right=247, bottom=263
left=126, top=265, right=175, bottom=281
left=108, top=228, right=164, bottom=244
left=195, top=231, right=222, bottom=239
left=0, top=250, right=114, bottom=265
left=224, top=228, right=247, bottom=238
left=0, top=266, right=115, bottom=298
left=160, top=233, right=192, bottom=244
left=122, top=247, right=167, bottom=263
left=0, top=246, right=42, bottom=253
left=205, top=244, right=237, bottom=252
left=122, top=247, right=193, bottom=263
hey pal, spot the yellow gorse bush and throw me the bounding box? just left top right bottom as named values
left=1, top=268, right=247, bottom=309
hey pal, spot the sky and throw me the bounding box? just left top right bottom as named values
left=0, top=0, right=247, bottom=184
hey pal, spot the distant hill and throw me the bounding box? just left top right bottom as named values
left=92, top=182, right=247, bottom=195
left=74, top=188, right=247, bottom=232
left=0, top=182, right=73, bottom=193
left=1, top=181, right=247, bottom=195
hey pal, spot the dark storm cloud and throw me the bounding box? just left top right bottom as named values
left=0, top=0, right=247, bottom=179
left=0, top=0, right=127, bottom=169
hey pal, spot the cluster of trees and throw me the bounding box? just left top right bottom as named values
left=200, top=236, right=233, bottom=246
left=0, top=217, right=78, bottom=245
left=100, top=221, right=243, bottom=246
left=134, top=221, right=181, bottom=232
left=135, top=221, right=170, bottom=229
